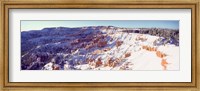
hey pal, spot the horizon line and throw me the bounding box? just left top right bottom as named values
left=21, top=20, right=179, bottom=31
left=21, top=25, right=179, bottom=32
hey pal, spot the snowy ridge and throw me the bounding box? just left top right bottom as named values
left=21, top=26, right=179, bottom=70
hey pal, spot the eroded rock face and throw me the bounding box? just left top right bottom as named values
left=21, top=26, right=179, bottom=70
left=116, top=40, right=123, bottom=48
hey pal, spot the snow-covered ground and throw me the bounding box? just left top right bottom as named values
left=20, top=26, right=178, bottom=71
left=43, top=28, right=179, bottom=71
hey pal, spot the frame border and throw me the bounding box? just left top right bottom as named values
left=1, top=0, right=199, bottom=91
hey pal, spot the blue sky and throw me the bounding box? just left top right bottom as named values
left=21, top=20, right=179, bottom=31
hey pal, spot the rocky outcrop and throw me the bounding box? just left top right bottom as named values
left=21, top=26, right=179, bottom=70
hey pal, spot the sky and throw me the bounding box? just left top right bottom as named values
left=21, top=20, right=179, bottom=31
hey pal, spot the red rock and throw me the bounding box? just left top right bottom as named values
left=161, top=59, right=168, bottom=70
left=92, top=50, right=102, bottom=55
left=95, top=58, right=103, bottom=68
left=85, top=44, right=94, bottom=50
left=116, top=40, right=123, bottom=48
left=53, top=64, right=60, bottom=70
left=104, top=57, right=113, bottom=67
left=156, top=51, right=166, bottom=58
left=125, top=52, right=131, bottom=58
left=97, top=40, right=107, bottom=48
left=103, top=47, right=111, bottom=52
left=111, top=61, right=118, bottom=67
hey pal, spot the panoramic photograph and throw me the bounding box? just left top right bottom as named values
left=21, top=20, right=179, bottom=70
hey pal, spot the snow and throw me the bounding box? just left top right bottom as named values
left=41, top=28, right=179, bottom=71
left=72, top=32, right=179, bottom=71
left=43, top=62, right=53, bottom=70
left=36, top=45, right=41, bottom=48
left=129, top=50, right=163, bottom=70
